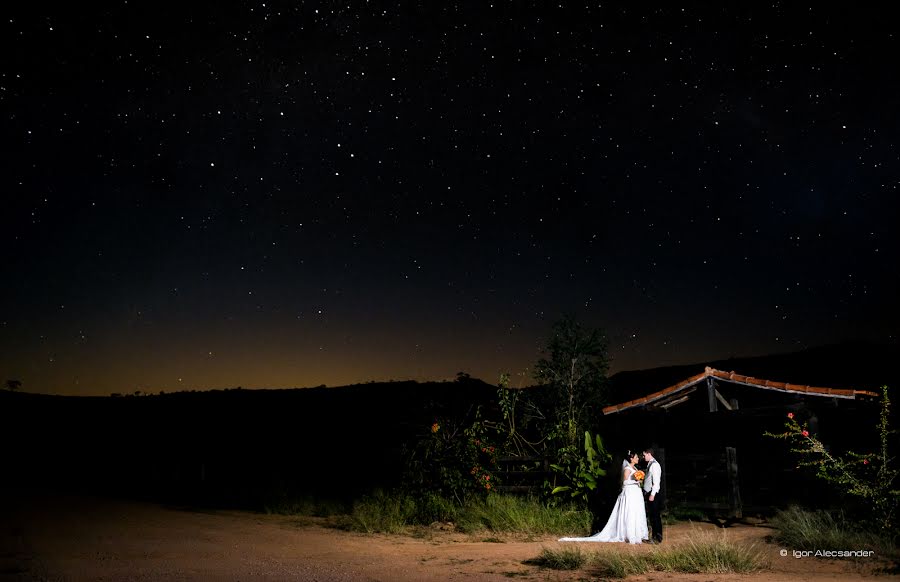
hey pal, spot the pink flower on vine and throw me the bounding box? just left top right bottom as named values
left=787, top=413, right=794, bottom=419
left=802, top=430, right=809, bottom=437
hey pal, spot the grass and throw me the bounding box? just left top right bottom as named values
left=528, top=546, right=589, bottom=570
left=651, top=529, right=767, bottom=574
left=349, top=490, right=592, bottom=535
left=770, top=505, right=896, bottom=557
left=270, top=489, right=593, bottom=536
left=347, top=490, right=420, bottom=534
left=453, top=493, right=592, bottom=535
left=533, top=528, right=767, bottom=578
left=663, top=505, right=707, bottom=524
left=262, top=494, right=349, bottom=517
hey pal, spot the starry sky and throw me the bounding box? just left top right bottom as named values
left=2, top=3, right=898, bottom=396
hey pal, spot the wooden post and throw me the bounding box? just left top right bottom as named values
left=725, top=447, right=742, bottom=519
left=656, top=447, right=667, bottom=512
left=707, top=377, right=718, bottom=412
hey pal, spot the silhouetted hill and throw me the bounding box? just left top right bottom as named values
left=607, top=340, right=898, bottom=405
left=0, top=377, right=500, bottom=504
left=2, top=341, right=896, bottom=507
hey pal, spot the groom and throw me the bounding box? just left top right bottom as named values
left=642, top=447, right=663, bottom=544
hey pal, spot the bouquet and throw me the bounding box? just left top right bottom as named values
left=632, top=470, right=645, bottom=482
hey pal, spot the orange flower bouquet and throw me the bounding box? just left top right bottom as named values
left=633, top=470, right=645, bottom=482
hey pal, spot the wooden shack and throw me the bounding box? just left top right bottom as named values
left=601, top=367, right=880, bottom=520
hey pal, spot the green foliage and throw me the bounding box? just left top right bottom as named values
left=402, top=406, right=500, bottom=503
left=534, top=314, right=609, bottom=449
left=493, top=373, right=544, bottom=457
left=764, top=385, right=898, bottom=533
left=549, top=430, right=611, bottom=503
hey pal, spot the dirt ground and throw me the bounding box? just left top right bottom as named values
left=1, top=491, right=895, bottom=581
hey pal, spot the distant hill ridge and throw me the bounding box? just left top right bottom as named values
left=1, top=341, right=895, bottom=404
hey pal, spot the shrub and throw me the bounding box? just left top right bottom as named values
left=765, top=386, right=898, bottom=533
left=402, top=408, right=500, bottom=503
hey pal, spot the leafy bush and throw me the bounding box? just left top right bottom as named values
left=402, top=407, right=500, bottom=503
left=549, top=430, right=611, bottom=503
left=765, top=385, right=898, bottom=533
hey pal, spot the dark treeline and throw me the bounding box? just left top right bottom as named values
left=0, top=378, right=498, bottom=507
left=1, top=341, right=896, bottom=512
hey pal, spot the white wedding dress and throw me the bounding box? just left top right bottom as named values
left=559, top=464, right=649, bottom=544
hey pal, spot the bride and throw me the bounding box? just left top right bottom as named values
left=559, top=450, right=649, bottom=544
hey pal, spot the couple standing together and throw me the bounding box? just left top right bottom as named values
left=560, top=447, right=663, bottom=545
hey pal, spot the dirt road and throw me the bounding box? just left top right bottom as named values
left=1, top=491, right=892, bottom=581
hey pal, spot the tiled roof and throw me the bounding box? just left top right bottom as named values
left=602, top=366, right=880, bottom=415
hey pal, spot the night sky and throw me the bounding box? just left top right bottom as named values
left=2, top=4, right=897, bottom=396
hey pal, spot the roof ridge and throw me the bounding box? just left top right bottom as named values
left=602, top=367, right=879, bottom=415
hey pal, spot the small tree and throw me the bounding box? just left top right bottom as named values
left=4, top=379, right=22, bottom=391
left=490, top=372, right=546, bottom=457
left=534, top=314, right=610, bottom=449
left=765, top=386, right=898, bottom=533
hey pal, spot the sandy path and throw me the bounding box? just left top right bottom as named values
left=1, top=491, right=893, bottom=581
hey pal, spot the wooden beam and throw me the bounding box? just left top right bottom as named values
left=707, top=377, right=717, bottom=412
left=726, top=447, right=742, bottom=519
left=714, top=389, right=733, bottom=411
left=659, top=394, right=692, bottom=409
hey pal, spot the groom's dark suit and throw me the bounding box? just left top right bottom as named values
left=643, top=457, right=663, bottom=543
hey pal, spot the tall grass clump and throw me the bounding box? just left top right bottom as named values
left=771, top=506, right=895, bottom=554
left=529, top=546, right=590, bottom=570
left=585, top=551, right=650, bottom=578
left=346, top=491, right=591, bottom=535
left=349, top=489, right=419, bottom=534
left=538, top=530, right=766, bottom=577
left=262, top=494, right=349, bottom=517
left=652, top=529, right=766, bottom=574
left=457, top=494, right=591, bottom=535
